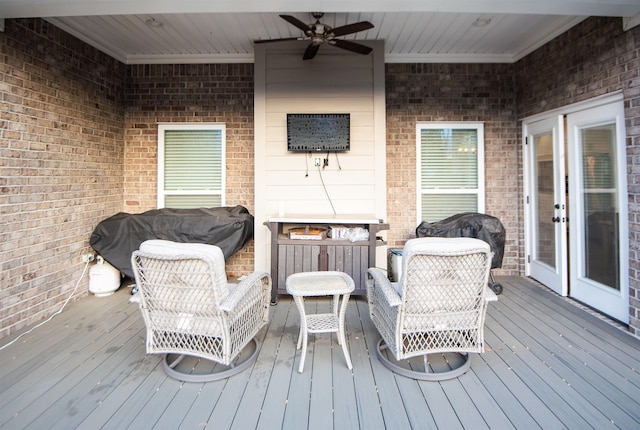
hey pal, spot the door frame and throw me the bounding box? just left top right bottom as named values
left=523, top=115, right=568, bottom=296
left=565, top=100, right=629, bottom=323
left=522, top=91, right=629, bottom=323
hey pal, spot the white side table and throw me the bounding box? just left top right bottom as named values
left=286, top=271, right=355, bottom=373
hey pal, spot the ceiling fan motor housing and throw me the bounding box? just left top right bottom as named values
left=254, top=12, right=374, bottom=60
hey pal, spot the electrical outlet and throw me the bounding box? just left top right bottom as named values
left=314, top=157, right=321, bottom=167
left=82, top=253, right=95, bottom=263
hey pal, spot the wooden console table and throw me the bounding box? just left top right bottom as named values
left=266, top=214, right=388, bottom=303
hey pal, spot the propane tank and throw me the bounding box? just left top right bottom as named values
left=89, top=256, right=121, bottom=297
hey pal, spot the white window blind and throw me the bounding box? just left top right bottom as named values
left=158, top=124, right=225, bottom=209
left=417, top=123, right=485, bottom=223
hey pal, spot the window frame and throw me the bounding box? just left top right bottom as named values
left=157, top=123, right=226, bottom=209
left=416, top=122, right=486, bottom=223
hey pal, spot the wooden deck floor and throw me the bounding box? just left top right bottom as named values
left=1, top=276, right=639, bottom=429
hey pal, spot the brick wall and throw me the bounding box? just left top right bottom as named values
left=385, top=63, right=520, bottom=275
left=3, top=16, right=638, bottom=339
left=123, top=64, right=255, bottom=276
left=515, top=17, right=640, bottom=335
left=0, top=19, right=125, bottom=337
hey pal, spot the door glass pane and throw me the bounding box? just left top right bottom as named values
left=534, top=133, right=556, bottom=267
left=580, top=124, right=619, bottom=290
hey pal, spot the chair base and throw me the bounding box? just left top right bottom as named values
left=162, top=338, right=259, bottom=382
left=375, top=339, right=471, bottom=381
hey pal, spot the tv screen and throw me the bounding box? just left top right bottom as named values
left=287, top=113, right=350, bottom=152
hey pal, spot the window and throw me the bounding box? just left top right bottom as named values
left=158, top=124, right=225, bottom=209
left=417, top=123, right=485, bottom=223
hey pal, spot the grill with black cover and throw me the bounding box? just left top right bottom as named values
left=90, top=205, right=254, bottom=279
left=416, top=212, right=506, bottom=294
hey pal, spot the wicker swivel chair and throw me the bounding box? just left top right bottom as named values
left=131, top=240, right=271, bottom=382
left=366, top=237, right=497, bottom=380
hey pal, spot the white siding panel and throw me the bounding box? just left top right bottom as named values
left=266, top=69, right=373, bottom=86
left=267, top=82, right=374, bottom=98
left=265, top=169, right=376, bottom=185
left=266, top=45, right=375, bottom=68
left=254, top=40, right=386, bottom=273
left=265, top=98, right=373, bottom=112
left=267, top=184, right=375, bottom=199
left=269, top=199, right=377, bottom=216
left=265, top=111, right=374, bottom=125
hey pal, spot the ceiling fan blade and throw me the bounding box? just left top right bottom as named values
left=280, top=14, right=312, bottom=35
left=330, top=21, right=374, bottom=37
left=329, top=39, right=373, bottom=55
left=254, top=37, right=303, bottom=44
left=303, top=43, right=320, bottom=60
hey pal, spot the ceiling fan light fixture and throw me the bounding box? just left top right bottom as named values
left=472, top=18, right=491, bottom=28
left=145, top=18, right=163, bottom=28
left=255, top=13, right=374, bottom=60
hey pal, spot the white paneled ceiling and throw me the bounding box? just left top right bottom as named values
left=1, top=0, right=639, bottom=64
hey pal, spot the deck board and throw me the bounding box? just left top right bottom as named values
left=456, top=371, right=514, bottom=429
left=1, top=307, right=143, bottom=428
left=238, top=299, right=294, bottom=430
left=491, top=282, right=640, bottom=428
left=439, top=379, right=489, bottom=429
left=277, top=299, right=314, bottom=430
left=484, top=323, right=593, bottom=428
left=332, top=299, right=364, bottom=430
left=349, top=300, right=390, bottom=429
left=308, top=299, right=335, bottom=430
left=0, top=296, right=132, bottom=389
left=1, top=276, right=640, bottom=429
left=467, top=352, right=539, bottom=429
left=173, top=377, right=226, bottom=429
left=35, top=324, right=146, bottom=430
left=507, top=280, right=640, bottom=375
left=355, top=299, right=412, bottom=430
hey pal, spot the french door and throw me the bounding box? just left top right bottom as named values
left=524, top=95, right=629, bottom=323
left=566, top=101, right=628, bottom=323
left=525, top=116, right=568, bottom=296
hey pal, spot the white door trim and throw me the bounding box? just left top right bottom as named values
left=566, top=100, right=629, bottom=323
left=522, top=92, right=629, bottom=323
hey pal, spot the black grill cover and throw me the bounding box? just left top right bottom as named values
left=416, top=212, right=505, bottom=269
left=90, top=205, right=254, bottom=277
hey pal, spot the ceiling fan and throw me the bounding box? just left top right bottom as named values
left=254, top=12, right=374, bottom=60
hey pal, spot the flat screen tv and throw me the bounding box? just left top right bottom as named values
left=287, top=113, right=350, bottom=152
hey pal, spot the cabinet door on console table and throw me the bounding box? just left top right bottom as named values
left=326, top=244, right=369, bottom=292
left=276, top=242, right=369, bottom=295
left=267, top=218, right=388, bottom=303
left=276, top=244, right=321, bottom=293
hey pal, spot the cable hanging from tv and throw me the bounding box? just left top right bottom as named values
left=317, top=163, right=337, bottom=215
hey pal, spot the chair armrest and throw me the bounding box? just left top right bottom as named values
left=484, top=286, right=498, bottom=302
left=367, top=268, right=402, bottom=307
left=220, top=271, right=271, bottom=313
